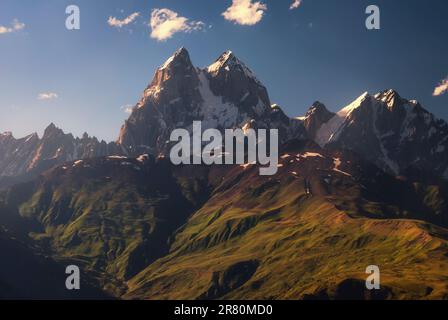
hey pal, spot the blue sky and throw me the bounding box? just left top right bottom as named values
left=1, top=0, right=447, bottom=141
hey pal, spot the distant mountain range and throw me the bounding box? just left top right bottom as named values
left=305, top=90, right=448, bottom=179
left=2, top=48, right=447, bottom=182
left=0, top=49, right=447, bottom=299
left=0, top=124, right=118, bottom=185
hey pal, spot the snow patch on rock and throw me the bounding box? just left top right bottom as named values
left=315, top=92, right=369, bottom=146
left=198, top=71, right=239, bottom=129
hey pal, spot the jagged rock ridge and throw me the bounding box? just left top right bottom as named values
left=303, top=89, right=448, bottom=178
left=1, top=49, right=448, bottom=181
left=0, top=123, right=119, bottom=178
left=117, top=48, right=306, bottom=156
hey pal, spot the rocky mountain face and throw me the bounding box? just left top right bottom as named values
left=304, top=90, right=448, bottom=179
left=2, top=48, right=306, bottom=180
left=0, top=123, right=120, bottom=180
left=117, top=48, right=306, bottom=156
left=2, top=49, right=447, bottom=184
left=301, top=101, right=335, bottom=138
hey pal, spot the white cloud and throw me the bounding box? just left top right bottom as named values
left=108, top=12, right=140, bottom=28
left=150, top=8, right=205, bottom=41
left=290, top=0, right=302, bottom=10
left=37, top=92, right=58, bottom=100
left=433, top=77, right=448, bottom=96
left=120, top=105, right=134, bottom=114
left=12, top=19, right=25, bottom=31
left=222, top=0, right=267, bottom=26
left=0, top=19, right=25, bottom=34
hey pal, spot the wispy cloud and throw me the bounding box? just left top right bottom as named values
left=222, top=0, right=267, bottom=26
left=433, top=77, right=448, bottom=96
left=150, top=8, right=205, bottom=41
left=108, top=12, right=140, bottom=28
left=290, top=0, right=302, bottom=10
left=120, top=104, right=134, bottom=114
left=37, top=92, right=58, bottom=100
left=0, top=19, right=25, bottom=35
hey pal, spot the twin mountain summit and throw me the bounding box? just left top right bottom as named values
left=0, top=48, right=447, bottom=299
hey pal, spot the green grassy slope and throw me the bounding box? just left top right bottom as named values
left=125, top=143, right=448, bottom=299
left=1, top=156, right=212, bottom=296
left=1, top=141, right=447, bottom=299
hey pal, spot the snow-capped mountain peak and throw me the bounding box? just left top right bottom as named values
left=117, top=48, right=306, bottom=156
left=207, top=50, right=236, bottom=75
left=305, top=89, right=448, bottom=178
left=338, top=92, right=369, bottom=118
left=2, top=49, right=447, bottom=182
left=374, top=89, right=415, bottom=110
left=314, top=92, right=370, bottom=147
left=206, top=50, right=261, bottom=85
left=160, top=47, right=191, bottom=70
